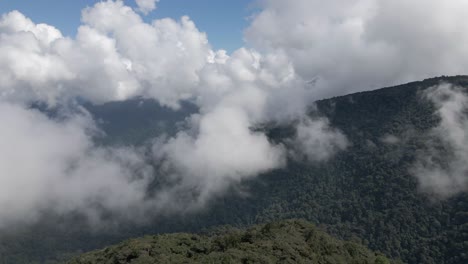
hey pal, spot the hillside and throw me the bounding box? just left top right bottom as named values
left=67, top=220, right=392, bottom=264
left=1, top=76, right=468, bottom=264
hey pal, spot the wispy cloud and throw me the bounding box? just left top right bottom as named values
left=412, top=84, right=468, bottom=196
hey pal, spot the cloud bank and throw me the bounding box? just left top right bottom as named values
left=0, top=103, right=154, bottom=228
left=0, top=1, right=302, bottom=225
left=1, top=0, right=468, bottom=226
left=246, top=0, right=468, bottom=98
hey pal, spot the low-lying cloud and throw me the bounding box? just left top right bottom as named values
left=0, top=103, right=154, bottom=228
left=291, top=118, right=348, bottom=162
left=412, top=84, right=468, bottom=197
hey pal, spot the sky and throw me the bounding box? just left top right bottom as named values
left=0, top=0, right=253, bottom=52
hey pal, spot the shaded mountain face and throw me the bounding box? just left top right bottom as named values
left=83, top=98, right=197, bottom=145
left=1, top=76, right=468, bottom=264
left=67, top=220, right=392, bottom=264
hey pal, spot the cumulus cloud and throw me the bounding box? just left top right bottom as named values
left=0, top=11, right=73, bottom=105
left=0, top=1, right=213, bottom=106
left=78, top=0, right=212, bottom=107
left=246, top=0, right=468, bottom=98
left=412, top=84, right=468, bottom=197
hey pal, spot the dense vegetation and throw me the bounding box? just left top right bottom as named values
left=1, top=76, right=468, bottom=264
left=68, top=220, right=392, bottom=264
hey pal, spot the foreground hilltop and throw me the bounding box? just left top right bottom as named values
left=67, top=220, right=392, bottom=264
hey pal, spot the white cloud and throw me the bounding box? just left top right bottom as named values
left=0, top=1, right=213, bottom=106
left=0, top=102, right=154, bottom=227
left=157, top=106, right=286, bottom=207
left=135, top=0, right=159, bottom=15
left=0, top=11, right=73, bottom=105
left=291, top=118, right=348, bottom=162
left=246, top=0, right=468, bottom=98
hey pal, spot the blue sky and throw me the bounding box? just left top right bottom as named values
left=0, top=0, right=254, bottom=52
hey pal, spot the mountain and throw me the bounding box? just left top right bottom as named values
left=1, top=76, right=468, bottom=264
left=83, top=98, right=197, bottom=145
left=67, top=219, right=392, bottom=264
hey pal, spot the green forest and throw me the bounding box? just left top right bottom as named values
left=68, top=220, right=392, bottom=264
left=1, top=76, right=468, bottom=264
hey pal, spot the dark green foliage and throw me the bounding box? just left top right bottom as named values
left=83, top=98, right=197, bottom=145
left=67, top=220, right=392, bottom=264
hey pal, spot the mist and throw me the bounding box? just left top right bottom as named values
left=0, top=103, right=154, bottom=228
left=412, top=84, right=468, bottom=197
